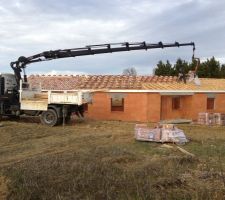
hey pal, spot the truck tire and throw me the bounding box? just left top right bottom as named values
left=40, top=109, right=58, bottom=126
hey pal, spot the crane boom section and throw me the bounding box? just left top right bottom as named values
left=11, top=41, right=195, bottom=68
left=10, top=41, right=195, bottom=84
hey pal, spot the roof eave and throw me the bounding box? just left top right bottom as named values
left=108, top=89, right=225, bottom=93
left=41, top=89, right=225, bottom=93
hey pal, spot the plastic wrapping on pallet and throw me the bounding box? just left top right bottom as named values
left=135, top=124, right=188, bottom=144
left=198, top=112, right=213, bottom=125
left=198, top=112, right=225, bottom=125
left=214, top=113, right=225, bottom=125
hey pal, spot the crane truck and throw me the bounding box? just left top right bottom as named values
left=0, top=41, right=195, bottom=126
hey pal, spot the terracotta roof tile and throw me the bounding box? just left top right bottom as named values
left=142, top=78, right=225, bottom=91
left=28, top=75, right=225, bottom=91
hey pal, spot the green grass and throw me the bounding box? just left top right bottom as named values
left=0, top=119, right=225, bottom=199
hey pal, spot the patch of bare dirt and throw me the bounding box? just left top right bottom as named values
left=0, top=175, right=8, bottom=200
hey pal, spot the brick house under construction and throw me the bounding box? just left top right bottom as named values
left=29, top=75, right=225, bottom=122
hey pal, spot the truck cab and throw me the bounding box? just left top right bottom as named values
left=0, top=73, right=17, bottom=95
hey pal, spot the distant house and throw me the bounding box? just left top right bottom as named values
left=29, top=75, right=225, bottom=122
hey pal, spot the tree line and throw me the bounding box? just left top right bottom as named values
left=154, top=57, right=225, bottom=78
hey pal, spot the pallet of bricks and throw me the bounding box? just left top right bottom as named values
left=214, top=113, right=225, bottom=125
left=198, top=113, right=225, bottom=125
left=134, top=124, right=188, bottom=144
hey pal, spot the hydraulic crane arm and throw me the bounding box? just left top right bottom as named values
left=10, top=41, right=195, bottom=84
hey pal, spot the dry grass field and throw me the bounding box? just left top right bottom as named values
left=0, top=118, right=225, bottom=200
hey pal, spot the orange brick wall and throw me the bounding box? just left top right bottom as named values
left=86, top=92, right=150, bottom=122
left=161, top=95, right=193, bottom=120
left=160, top=93, right=225, bottom=121
left=146, top=93, right=161, bottom=122
left=190, top=94, right=208, bottom=120
left=214, top=94, right=225, bottom=113
left=85, top=92, right=225, bottom=122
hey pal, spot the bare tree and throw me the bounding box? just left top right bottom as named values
left=122, top=67, right=137, bottom=76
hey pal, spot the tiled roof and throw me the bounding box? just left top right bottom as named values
left=28, top=75, right=225, bottom=91
left=28, top=75, right=177, bottom=90
left=142, top=78, right=225, bottom=91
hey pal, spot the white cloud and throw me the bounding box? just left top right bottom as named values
left=0, top=0, right=224, bottom=75
left=29, top=70, right=87, bottom=76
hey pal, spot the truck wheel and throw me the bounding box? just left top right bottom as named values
left=40, top=109, right=58, bottom=126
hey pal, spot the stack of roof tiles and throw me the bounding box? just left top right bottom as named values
left=28, top=75, right=225, bottom=91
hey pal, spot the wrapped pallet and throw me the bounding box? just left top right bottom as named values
left=198, top=112, right=208, bottom=125
left=135, top=124, right=161, bottom=142
left=214, top=113, right=225, bottom=125
left=198, top=112, right=214, bottom=125
left=208, top=113, right=215, bottom=125
left=162, top=128, right=188, bottom=144
left=135, top=124, right=188, bottom=144
left=221, top=114, right=225, bottom=126
left=198, top=112, right=225, bottom=126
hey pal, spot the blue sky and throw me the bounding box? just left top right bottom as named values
left=0, top=0, right=224, bottom=75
